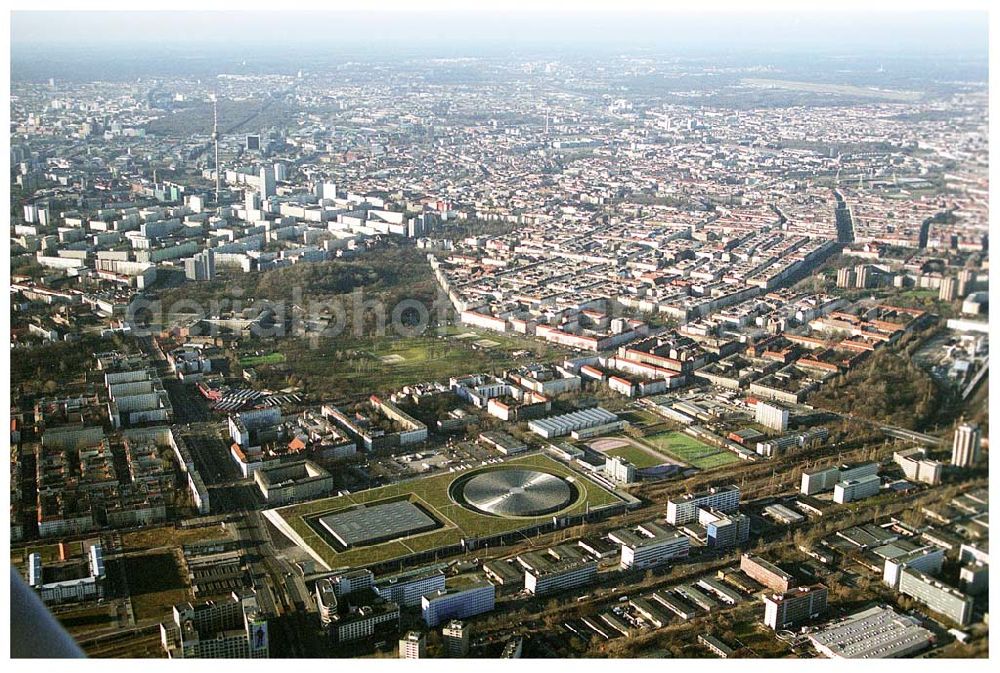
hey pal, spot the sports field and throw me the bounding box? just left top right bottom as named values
left=604, top=445, right=665, bottom=469
left=272, top=453, right=626, bottom=569
left=643, top=431, right=740, bottom=470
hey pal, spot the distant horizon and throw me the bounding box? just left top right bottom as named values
left=10, top=10, right=989, bottom=57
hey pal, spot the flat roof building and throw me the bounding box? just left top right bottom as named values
left=833, top=474, right=881, bottom=504
left=399, top=631, right=426, bottom=659
left=666, top=485, right=740, bottom=525
left=882, top=545, right=945, bottom=589
left=374, top=568, right=446, bottom=608
left=610, top=522, right=690, bottom=570
left=808, top=606, right=933, bottom=659
left=898, top=568, right=975, bottom=626
left=763, top=584, right=828, bottom=631
left=520, top=548, right=598, bottom=596
left=740, top=554, right=795, bottom=594
left=442, top=620, right=470, bottom=658
left=318, top=500, right=438, bottom=548
left=421, top=579, right=495, bottom=627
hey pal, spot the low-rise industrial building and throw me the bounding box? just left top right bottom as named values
left=808, top=606, right=934, bottom=659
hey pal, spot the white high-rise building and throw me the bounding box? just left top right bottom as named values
left=952, top=422, right=981, bottom=468
left=666, top=485, right=740, bottom=525
left=755, top=401, right=789, bottom=432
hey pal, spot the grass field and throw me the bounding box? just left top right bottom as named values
left=604, top=445, right=666, bottom=469
left=122, top=524, right=228, bottom=552
left=274, top=453, right=626, bottom=568
left=239, top=352, right=286, bottom=366
left=643, top=431, right=740, bottom=470
left=619, top=409, right=663, bottom=428
left=742, top=78, right=922, bottom=102
left=124, top=553, right=190, bottom=622
left=278, top=329, right=565, bottom=398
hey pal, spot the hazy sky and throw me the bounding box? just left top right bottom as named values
left=9, top=11, right=989, bottom=55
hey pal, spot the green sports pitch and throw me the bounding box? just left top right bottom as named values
left=642, top=431, right=740, bottom=469
left=269, top=453, right=627, bottom=569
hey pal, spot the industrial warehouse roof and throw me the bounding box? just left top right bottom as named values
left=528, top=407, right=618, bottom=435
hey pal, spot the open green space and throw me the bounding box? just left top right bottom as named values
left=619, top=409, right=662, bottom=427
left=742, top=78, right=922, bottom=102
left=275, top=453, right=625, bottom=568
left=603, top=445, right=665, bottom=469
left=123, top=553, right=189, bottom=622
left=121, top=524, right=228, bottom=552
left=642, top=431, right=740, bottom=470
left=239, top=352, right=286, bottom=366
left=276, top=328, right=564, bottom=398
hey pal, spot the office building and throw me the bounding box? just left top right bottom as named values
left=521, top=551, right=598, bottom=596
left=959, top=562, right=989, bottom=596
left=898, top=569, right=974, bottom=626
left=375, top=568, right=447, bottom=608
left=666, top=485, right=740, bottom=525
left=808, top=606, right=933, bottom=659
left=952, top=422, right=981, bottom=468
left=800, top=465, right=840, bottom=495
left=398, top=631, right=426, bottom=659
left=882, top=545, right=945, bottom=589
left=700, top=509, right=750, bottom=548
left=833, top=474, right=881, bottom=504
left=160, top=592, right=268, bottom=659
left=442, top=620, right=470, bottom=657
left=893, top=447, right=942, bottom=485
left=763, top=585, right=828, bottom=630
left=330, top=601, right=400, bottom=644
left=421, top=580, right=495, bottom=627
left=605, top=455, right=637, bottom=484
left=801, top=462, right=878, bottom=495
left=755, top=401, right=789, bottom=432
left=328, top=569, right=375, bottom=597
left=740, top=554, right=795, bottom=593
left=610, top=522, right=690, bottom=570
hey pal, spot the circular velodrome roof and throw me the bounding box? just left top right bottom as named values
left=462, top=469, right=573, bottom=517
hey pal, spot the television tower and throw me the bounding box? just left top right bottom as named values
left=211, top=93, right=221, bottom=205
